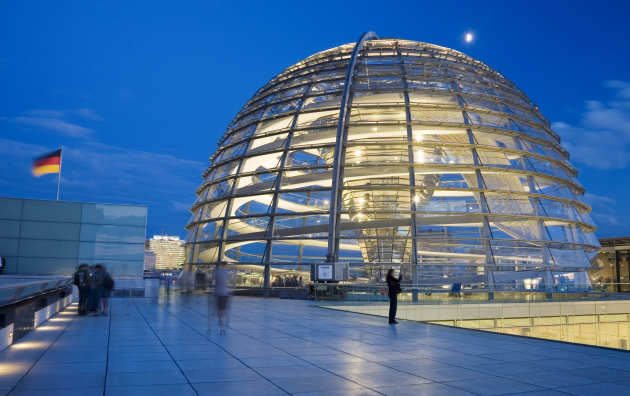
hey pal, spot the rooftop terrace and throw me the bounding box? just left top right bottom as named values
left=1, top=294, right=630, bottom=395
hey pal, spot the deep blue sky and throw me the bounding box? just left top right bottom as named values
left=2, top=1, right=629, bottom=238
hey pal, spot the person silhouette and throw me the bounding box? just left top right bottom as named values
left=386, top=269, right=402, bottom=324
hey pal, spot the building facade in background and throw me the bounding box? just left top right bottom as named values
left=148, top=235, right=184, bottom=270
left=185, top=34, right=599, bottom=291
left=144, top=250, right=156, bottom=272
left=0, top=197, right=147, bottom=278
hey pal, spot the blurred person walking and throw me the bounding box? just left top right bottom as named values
left=214, top=263, right=231, bottom=334
left=73, top=264, right=90, bottom=315
left=101, top=266, right=114, bottom=316
left=178, top=264, right=194, bottom=294
left=89, top=264, right=105, bottom=315
left=87, top=265, right=97, bottom=313
left=386, top=268, right=402, bottom=324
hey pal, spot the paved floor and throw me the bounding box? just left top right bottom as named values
left=1, top=295, right=630, bottom=396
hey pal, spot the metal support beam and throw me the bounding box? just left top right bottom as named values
left=396, top=42, right=419, bottom=301
left=327, top=31, right=379, bottom=276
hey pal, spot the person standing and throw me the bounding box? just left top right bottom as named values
left=101, top=266, right=114, bottom=316
left=213, top=263, right=231, bottom=334
left=386, top=268, right=402, bottom=324
left=73, top=264, right=90, bottom=315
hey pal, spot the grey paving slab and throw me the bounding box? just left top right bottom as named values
left=558, top=382, right=630, bottom=395
left=13, top=372, right=105, bottom=390
left=410, top=366, right=496, bottom=382
left=241, top=355, right=312, bottom=368
left=301, top=352, right=367, bottom=365
left=107, top=351, right=172, bottom=362
left=192, top=379, right=288, bottom=395
left=105, top=384, right=197, bottom=396
left=105, top=369, right=188, bottom=387
left=565, top=365, right=630, bottom=382
left=37, top=350, right=108, bottom=364
left=376, top=382, right=477, bottom=396
left=30, top=361, right=106, bottom=374
left=469, top=361, right=549, bottom=377
left=446, top=377, right=544, bottom=395
left=530, top=358, right=598, bottom=371
left=479, top=351, right=557, bottom=363
left=344, top=370, right=432, bottom=388
left=326, top=361, right=397, bottom=376
left=176, top=357, right=246, bottom=370
left=168, top=349, right=227, bottom=360
left=185, top=366, right=261, bottom=383
left=272, top=374, right=366, bottom=393
left=107, top=359, right=179, bottom=373
left=108, top=345, right=165, bottom=353
left=504, top=371, right=597, bottom=389
left=294, top=389, right=382, bottom=396
left=7, top=387, right=103, bottom=396
left=255, top=365, right=331, bottom=380
left=500, top=391, right=571, bottom=396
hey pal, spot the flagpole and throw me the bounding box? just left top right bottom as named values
left=56, top=148, right=63, bottom=200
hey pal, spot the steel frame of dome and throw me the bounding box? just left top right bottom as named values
left=185, top=32, right=600, bottom=291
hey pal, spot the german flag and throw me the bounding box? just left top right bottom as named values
left=32, top=149, right=62, bottom=177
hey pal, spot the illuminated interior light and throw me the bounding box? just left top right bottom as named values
left=415, top=133, right=424, bottom=142
left=415, top=151, right=425, bottom=163
left=414, top=195, right=420, bottom=204
left=353, top=213, right=366, bottom=222
left=354, top=149, right=363, bottom=164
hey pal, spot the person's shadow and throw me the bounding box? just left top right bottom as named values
left=388, top=323, right=399, bottom=336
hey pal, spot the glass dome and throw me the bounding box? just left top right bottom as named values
left=185, top=34, right=599, bottom=291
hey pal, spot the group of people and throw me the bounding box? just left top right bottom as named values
left=73, top=263, right=114, bottom=316
left=271, top=275, right=303, bottom=287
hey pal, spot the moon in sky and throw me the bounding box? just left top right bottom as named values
left=465, top=32, right=473, bottom=43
